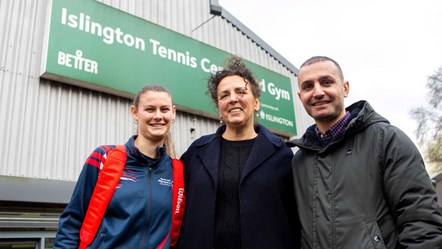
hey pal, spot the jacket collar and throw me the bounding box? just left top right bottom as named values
left=193, top=124, right=283, bottom=147
left=125, top=135, right=168, bottom=168
left=287, top=100, right=389, bottom=151
left=194, top=124, right=284, bottom=184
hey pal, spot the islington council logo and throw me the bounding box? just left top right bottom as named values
left=260, top=110, right=266, bottom=120
left=259, top=110, right=294, bottom=127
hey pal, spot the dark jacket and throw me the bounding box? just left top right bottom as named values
left=176, top=124, right=300, bottom=249
left=54, top=136, right=173, bottom=249
left=288, top=100, right=442, bottom=249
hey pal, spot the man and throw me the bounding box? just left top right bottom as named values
left=288, top=56, right=442, bottom=248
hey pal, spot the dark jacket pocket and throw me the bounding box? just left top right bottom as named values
left=365, top=221, right=386, bottom=249
left=88, top=230, right=106, bottom=249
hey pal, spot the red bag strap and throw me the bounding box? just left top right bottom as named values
left=78, top=145, right=127, bottom=249
left=170, top=158, right=185, bottom=246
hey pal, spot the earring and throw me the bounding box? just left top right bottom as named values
left=133, top=120, right=138, bottom=125
left=219, top=117, right=223, bottom=124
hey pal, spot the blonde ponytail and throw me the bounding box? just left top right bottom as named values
left=164, top=131, right=176, bottom=158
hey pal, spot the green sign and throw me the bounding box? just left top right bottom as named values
left=41, top=0, right=297, bottom=136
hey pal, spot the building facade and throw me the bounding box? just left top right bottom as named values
left=0, top=0, right=313, bottom=247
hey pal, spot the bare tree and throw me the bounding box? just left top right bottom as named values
left=410, top=67, right=442, bottom=173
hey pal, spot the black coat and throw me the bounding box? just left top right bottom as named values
left=176, top=124, right=300, bottom=249
left=289, top=101, right=442, bottom=249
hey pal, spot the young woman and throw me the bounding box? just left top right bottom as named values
left=176, top=56, right=301, bottom=249
left=54, top=85, right=177, bottom=248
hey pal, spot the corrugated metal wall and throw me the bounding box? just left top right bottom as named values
left=0, top=0, right=135, bottom=181
left=0, top=0, right=311, bottom=182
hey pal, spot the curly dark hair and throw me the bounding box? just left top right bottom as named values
left=207, top=55, right=261, bottom=108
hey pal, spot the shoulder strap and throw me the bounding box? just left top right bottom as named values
left=78, top=145, right=127, bottom=249
left=170, top=158, right=185, bottom=246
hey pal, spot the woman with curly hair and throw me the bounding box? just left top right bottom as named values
left=175, top=56, right=301, bottom=249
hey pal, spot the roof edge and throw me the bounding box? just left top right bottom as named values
left=209, top=0, right=299, bottom=75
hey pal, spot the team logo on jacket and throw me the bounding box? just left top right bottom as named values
left=158, top=178, right=172, bottom=187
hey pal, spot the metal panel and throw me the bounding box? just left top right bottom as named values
left=0, top=74, right=134, bottom=181
left=0, top=0, right=134, bottom=181
left=172, top=111, right=220, bottom=158
left=0, top=0, right=312, bottom=183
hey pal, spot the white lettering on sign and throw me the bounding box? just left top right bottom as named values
left=61, top=7, right=145, bottom=51
left=260, top=110, right=294, bottom=127
left=57, top=50, right=98, bottom=74
left=150, top=39, right=198, bottom=68
left=268, top=82, right=290, bottom=100
left=200, top=58, right=223, bottom=74
left=259, top=79, right=291, bottom=101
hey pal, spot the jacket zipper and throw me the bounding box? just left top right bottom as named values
left=141, top=166, right=153, bottom=249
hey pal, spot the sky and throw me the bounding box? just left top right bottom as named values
left=220, top=0, right=442, bottom=146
